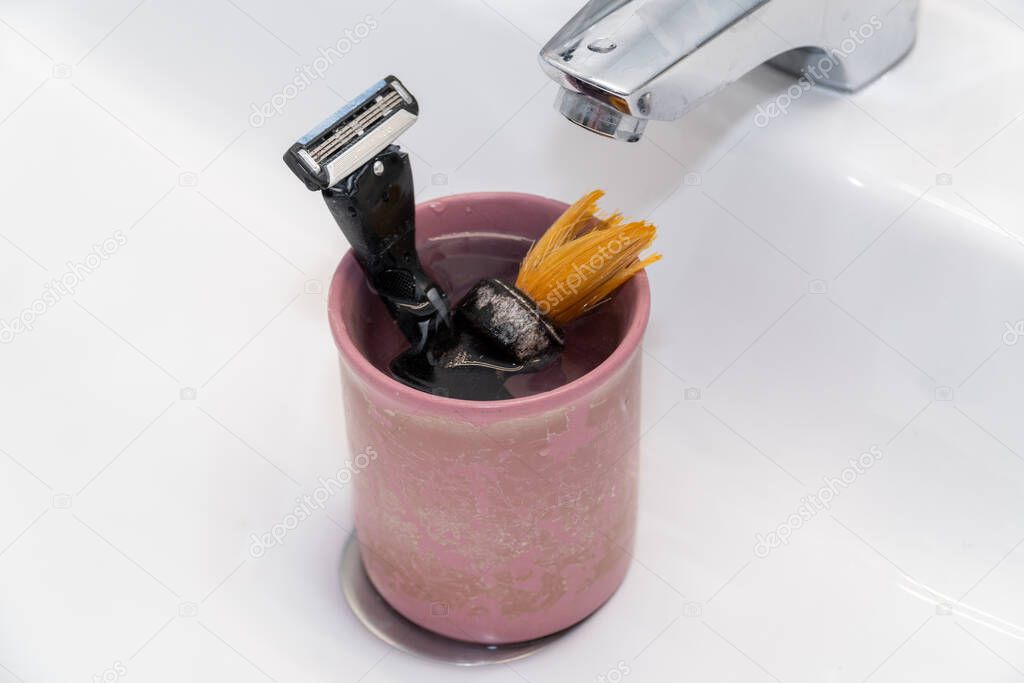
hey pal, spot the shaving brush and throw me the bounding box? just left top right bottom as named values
left=389, top=190, right=660, bottom=400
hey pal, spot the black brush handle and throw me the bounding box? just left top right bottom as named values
left=322, top=146, right=449, bottom=352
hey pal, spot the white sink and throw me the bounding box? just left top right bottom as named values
left=0, top=0, right=1021, bottom=681
left=630, top=0, right=1024, bottom=679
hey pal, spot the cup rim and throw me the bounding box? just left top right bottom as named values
left=328, top=191, right=651, bottom=416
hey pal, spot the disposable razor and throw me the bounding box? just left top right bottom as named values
left=283, top=76, right=449, bottom=351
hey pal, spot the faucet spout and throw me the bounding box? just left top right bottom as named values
left=556, top=89, right=648, bottom=142
left=540, top=0, right=919, bottom=141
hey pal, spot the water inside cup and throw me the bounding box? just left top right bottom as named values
left=346, top=231, right=633, bottom=399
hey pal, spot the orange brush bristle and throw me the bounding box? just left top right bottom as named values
left=515, top=190, right=661, bottom=325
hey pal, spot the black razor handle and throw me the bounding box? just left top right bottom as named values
left=323, top=146, right=449, bottom=352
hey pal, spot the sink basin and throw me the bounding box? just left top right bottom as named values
left=627, top=0, right=1024, bottom=679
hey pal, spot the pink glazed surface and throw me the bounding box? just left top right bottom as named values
left=328, top=192, right=650, bottom=644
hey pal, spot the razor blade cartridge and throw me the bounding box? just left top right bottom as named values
left=284, top=75, right=418, bottom=191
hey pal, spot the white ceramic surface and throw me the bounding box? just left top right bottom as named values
left=1, top=0, right=1022, bottom=681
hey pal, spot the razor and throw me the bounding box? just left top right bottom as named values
left=283, top=76, right=449, bottom=351
left=286, top=77, right=641, bottom=401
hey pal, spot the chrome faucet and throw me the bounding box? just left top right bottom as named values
left=539, top=0, right=919, bottom=141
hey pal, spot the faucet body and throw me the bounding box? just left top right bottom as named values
left=540, top=0, right=920, bottom=141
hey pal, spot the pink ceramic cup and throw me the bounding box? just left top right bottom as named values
left=329, top=192, right=650, bottom=644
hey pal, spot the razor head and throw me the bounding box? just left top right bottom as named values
left=283, top=75, right=418, bottom=191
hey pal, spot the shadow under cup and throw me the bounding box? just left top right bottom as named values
left=329, top=192, right=651, bottom=644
